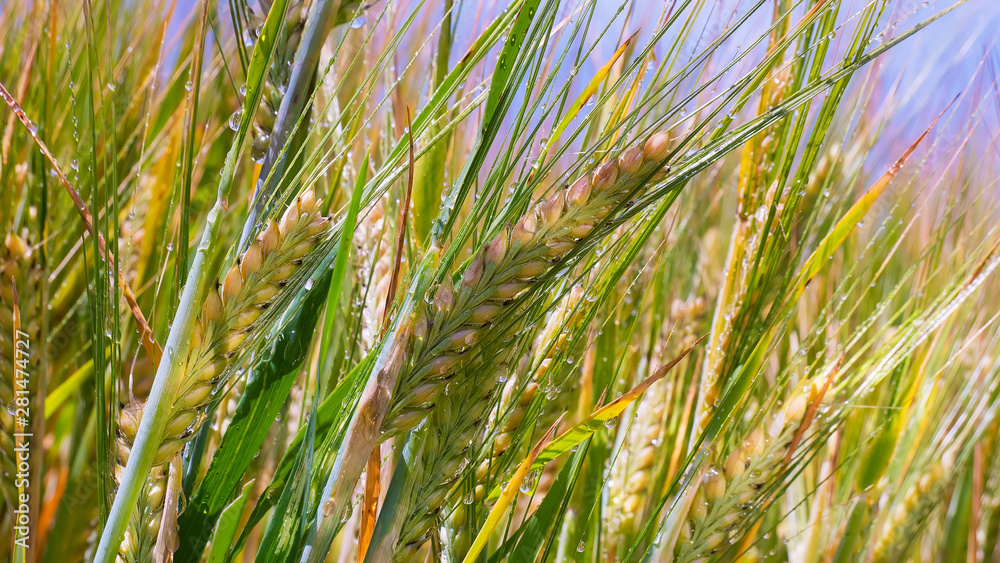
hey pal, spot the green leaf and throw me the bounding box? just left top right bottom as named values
left=174, top=263, right=333, bottom=563
left=207, top=479, right=255, bottom=563
left=255, top=395, right=317, bottom=562
left=503, top=440, right=590, bottom=563
left=234, top=353, right=373, bottom=553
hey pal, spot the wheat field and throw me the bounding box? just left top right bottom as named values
left=1, top=0, right=1000, bottom=561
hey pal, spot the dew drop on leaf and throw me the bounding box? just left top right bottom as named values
left=229, top=109, right=243, bottom=131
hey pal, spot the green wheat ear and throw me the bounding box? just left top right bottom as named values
left=382, top=132, right=672, bottom=437
left=676, top=380, right=818, bottom=562
left=113, top=189, right=330, bottom=561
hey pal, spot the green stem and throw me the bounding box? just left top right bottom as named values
left=93, top=0, right=293, bottom=555
left=92, top=203, right=222, bottom=563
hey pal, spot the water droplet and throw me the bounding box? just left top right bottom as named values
left=520, top=469, right=539, bottom=493
left=350, top=14, right=367, bottom=29
left=577, top=540, right=586, bottom=552
left=229, top=109, right=243, bottom=131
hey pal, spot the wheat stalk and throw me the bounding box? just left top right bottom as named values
left=247, top=0, right=363, bottom=162
left=113, top=189, right=330, bottom=560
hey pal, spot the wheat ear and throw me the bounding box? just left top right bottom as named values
left=247, top=1, right=363, bottom=161
left=388, top=378, right=496, bottom=563
left=381, top=132, right=671, bottom=436
left=438, top=284, right=587, bottom=555
left=978, top=422, right=1000, bottom=562
left=114, top=403, right=168, bottom=563
left=474, top=283, right=587, bottom=487
left=247, top=1, right=306, bottom=161
left=675, top=380, right=818, bottom=562
left=354, top=197, right=392, bottom=352
left=113, top=189, right=330, bottom=561
left=871, top=453, right=956, bottom=563
left=0, top=235, right=39, bottom=510
left=609, top=297, right=705, bottom=544
left=325, top=134, right=671, bottom=556
left=385, top=135, right=671, bottom=560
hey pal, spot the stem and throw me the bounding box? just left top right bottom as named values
left=93, top=202, right=223, bottom=563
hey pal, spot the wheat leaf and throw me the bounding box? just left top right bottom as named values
left=206, top=479, right=255, bottom=563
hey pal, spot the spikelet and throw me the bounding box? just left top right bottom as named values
left=381, top=132, right=672, bottom=437
left=675, top=380, right=818, bottom=563
left=114, top=189, right=330, bottom=561
left=871, top=452, right=956, bottom=563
